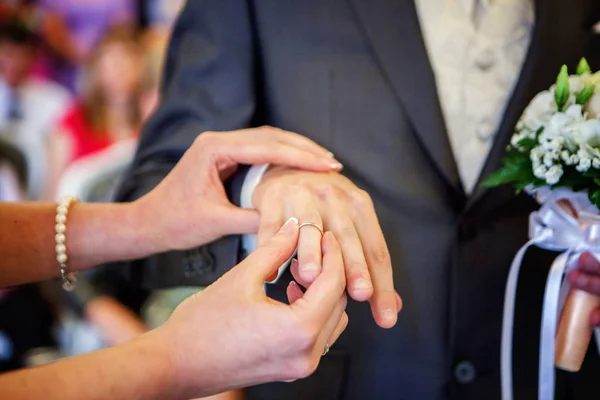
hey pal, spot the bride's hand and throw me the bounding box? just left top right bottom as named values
left=154, top=218, right=348, bottom=399
left=131, top=127, right=341, bottom=252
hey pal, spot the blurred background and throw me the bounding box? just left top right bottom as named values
left=0, top=0, right=184, bottom=373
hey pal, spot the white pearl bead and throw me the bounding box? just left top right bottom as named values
left=57, top=206, right=68, bottom=215
left=55, top=223, right=66, bottom=233
left=57, top=253, right=68, bottom=264
left=55, top=233, right=66, bottom=244
left=56, top=244, right=66, bottom=254
left=56, top=214, right=67, bottom=224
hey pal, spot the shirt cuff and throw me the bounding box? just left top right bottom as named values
left=240, top=164, right=291, bottom=284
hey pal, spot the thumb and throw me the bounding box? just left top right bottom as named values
left=241, top=217, right=299, bottom=282
left=216, top=204, right=261, bottom=235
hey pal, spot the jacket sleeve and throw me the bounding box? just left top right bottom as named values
left=114, top=0, right=257, bottom=289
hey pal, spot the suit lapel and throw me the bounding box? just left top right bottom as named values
left=347, top=0, right=463, bottom=195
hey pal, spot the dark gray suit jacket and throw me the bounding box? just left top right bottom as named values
left=116, top=1, right=600, bottom=399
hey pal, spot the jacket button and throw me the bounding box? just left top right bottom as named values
left=454, top=361, right=477, bottom=384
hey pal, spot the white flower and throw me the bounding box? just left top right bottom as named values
left=576, top=148, right=592, bottom=171
left=586, top=94, right=600, bottom=119
left=521, top=90, right=555, bottom=131
left=569, top=75, right=586, bottom=93
left=570, top=118, right=600, bottom=147
left=545, top=165, right=563, bottom=185
left=534, top=164, right=547, bottom=179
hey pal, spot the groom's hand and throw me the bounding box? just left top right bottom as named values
left=568, top=252, right=600, bottom=325
left=252, top=167, right=402, bottom=328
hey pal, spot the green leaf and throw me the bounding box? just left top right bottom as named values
left=481, top=152, right=534, bottom=188
left=589, top=189, right=600, bottom=207
left=555, top=65, right=570, bottom=111
left=515, top=136, right=537, bottom=151
left=583, top=168, right=600, bottom=178
left=577, top=58, right=592, bottom=76
left=576, top=85, right=595, bottom=105
left=536, top=126, right=544, bottom=138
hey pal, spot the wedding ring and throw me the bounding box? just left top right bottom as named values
left=299, top=222, right=324, bottom=236
left=322, top=343, right=330, bottom=356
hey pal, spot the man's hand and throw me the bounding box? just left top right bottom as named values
left=253, top=167, right=402, bottom=329
left=568, top=252, right=600, bottom=325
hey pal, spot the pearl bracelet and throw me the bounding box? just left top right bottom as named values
left=55, top=195, right=79, bottom=291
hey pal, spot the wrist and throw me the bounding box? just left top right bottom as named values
left=150, top=325, right=205, bottom=400
left=128, top=199, right=170, bottom=255
left=126, top=330, right=181, bottom=400
left=251, top=166, right=297, bottom=207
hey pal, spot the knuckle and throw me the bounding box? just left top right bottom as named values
left=346, top=259, right=368, bottom=274
left=351, top=189, right=373, bottom=208
left=291, top=356, right=319, bottom=379
left=315, top=183, right=343, bottom=201
left=196, top=131, right=219, bottom=147
left=337, top=221, right=357, bottom=238
left=368, top=246, right=391, bottom=266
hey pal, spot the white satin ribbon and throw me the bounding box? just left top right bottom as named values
left=501, top=189, right=600, bottom=400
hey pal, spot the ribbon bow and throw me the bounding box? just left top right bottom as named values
left=501, top=188, right=600, bottom=400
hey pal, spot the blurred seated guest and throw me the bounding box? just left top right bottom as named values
left=51, top=29, right=167, bottom=353
left=45, top=28, right=142, bottom=200
left=0, top=17, right=70, bottom=199
left=0, top=139, right=55, bottom=372
left=38, top=0, right=136, bottom=92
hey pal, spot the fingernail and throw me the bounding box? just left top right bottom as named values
left=327, top=152, right=335, bottom=158
left=353, top=278, right=372, bottom=291
left=280, top=217, right=299, bottom=233
left=381, top=309, right=397, bottom=322
left=330, top=162, right=343, bottom=170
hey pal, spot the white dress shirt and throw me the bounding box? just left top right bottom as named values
left=241, top=0, right=535, bottom=265
left=0, top=79, right=71, bottom=199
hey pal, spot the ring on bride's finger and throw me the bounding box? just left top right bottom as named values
left=322, top=343, right=330, bottom=356
left=299, top=222, right=324, bottom=236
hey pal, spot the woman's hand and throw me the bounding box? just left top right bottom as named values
left=568, top=252, right=600, bottom=325
left=132, top=127, right=341, bottom=252
left=154, top=218, right=348, bottom=399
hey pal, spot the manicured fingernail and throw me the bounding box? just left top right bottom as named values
left=280, top=217, right=299, bottom=233
left=353, top=278, right=372, bottom=291
left=381, top=309, right=397, bottom=322
left=330, top=162, right=343, bottom=170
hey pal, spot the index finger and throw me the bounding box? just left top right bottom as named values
left=251, top=126, right=333, bottom=157
left=292, top=231, right=346, bottom=324
left=222, top=140, right=342, bottom=172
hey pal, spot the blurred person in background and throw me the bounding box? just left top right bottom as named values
left=51, top=29, right=171, bottom=356
left=44, top=27, right=142, bottom=201
left=0, top=17, right=70, bottom=199
left=37, top=0, right=136, bottom=92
